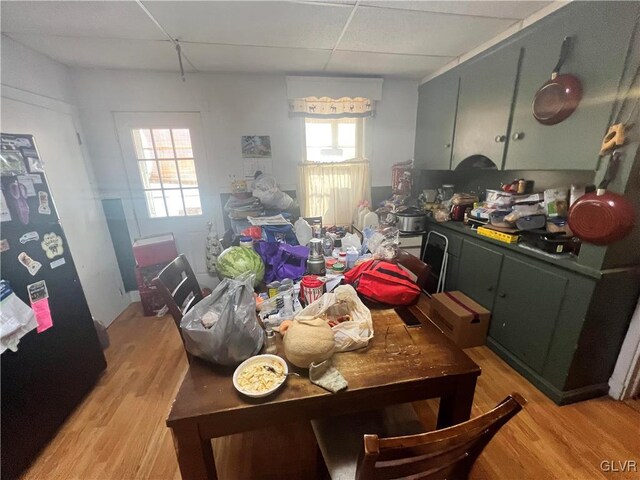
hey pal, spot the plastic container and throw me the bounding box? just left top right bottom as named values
left=363, top=211, right=379, bottom=228
left=239, top=236, right=253, bottom=248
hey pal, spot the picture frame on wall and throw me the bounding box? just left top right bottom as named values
left=241, top=135, right=271, bottom=158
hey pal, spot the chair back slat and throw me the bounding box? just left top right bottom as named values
left=152, top=254, right=204, bottom=362
left=356, top=394, right=526, bottom=480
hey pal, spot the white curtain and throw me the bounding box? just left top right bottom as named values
left=298, top=161, right=371, bottom=226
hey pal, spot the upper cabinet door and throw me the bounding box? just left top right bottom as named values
left=414, top=70, right=459, bottom=170
left=452, top=44, right=521, bottom=170
left=505, top=2, right=639, bottom=170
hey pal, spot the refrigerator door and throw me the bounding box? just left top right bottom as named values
left=1, top=222, right=106, bottom=478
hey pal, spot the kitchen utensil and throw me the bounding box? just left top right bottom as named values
left=568, top=151, right=635, bottom=245
left=521, top=230, right=576, bottom=254
left=397, top=209, right=427, bottom=233
left=533, top=37, right=583, bottom=125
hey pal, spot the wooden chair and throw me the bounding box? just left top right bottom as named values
left=313, top=393, right=526, bottom=480
left=396, top=249, right=431, bottom=291
left=152, top=254, right=204, bottom=361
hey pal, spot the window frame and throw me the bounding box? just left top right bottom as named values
left=303, top=117, right=365, bottom=163
left=131, top=127, right=203, bottom=219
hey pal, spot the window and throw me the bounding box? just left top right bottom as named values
left=131, top=128, right=202, bottom=218
left=304, top=118, right=364, bottom=162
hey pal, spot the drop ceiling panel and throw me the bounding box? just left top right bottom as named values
left=360, top=1, right=552, bottom=19
left=182, top=43, right=330, bottom=73
left=326, top=51, right=452, bottom=79
left=339, top=5, right=517, bottom=56
left=143, top=1, right=351, bottom=49
left=0, top=1, right=163, bottom=40
left=6, top=34, right=183, bottom=71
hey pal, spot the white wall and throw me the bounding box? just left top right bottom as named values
left=70, top=69, right=418, bottom=231
left=1, top=37, right=129, bottom=326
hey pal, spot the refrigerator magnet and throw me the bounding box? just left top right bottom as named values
left=50, top=257, right=66, bottom=269
left=27, top=281, right=52, bottom=333
left=0, top=239, right=9, bottom=252
left=16, top=175, right=36, bottom=197
left=18, top=252, right=42, bottom=276
left=41, top=232, right=64, bottom=259
left=19, top=231, right=39, bottom=244
left=1, top=191, right=11, bottom=222
left=38, top=191, right=51, bottom=215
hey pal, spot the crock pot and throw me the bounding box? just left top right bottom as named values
left=397, top=210, right=428, bottom=233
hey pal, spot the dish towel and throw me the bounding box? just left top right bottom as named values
left=309, top=359, right=348, bottom=393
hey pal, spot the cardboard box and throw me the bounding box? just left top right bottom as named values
left=430, top=291, right=490, bottom=348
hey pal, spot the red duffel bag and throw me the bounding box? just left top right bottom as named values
left=344, top=259, right=421, bottom=306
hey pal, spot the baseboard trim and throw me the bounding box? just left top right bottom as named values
left=486, top=337, right=609, bottom=405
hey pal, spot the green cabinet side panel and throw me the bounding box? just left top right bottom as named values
left=445, top=254, right=460, bottom=292
left=504, top=1, right=640, bottom=170
left=457, top=239, right=503, bottom=310
left=452, top=44, right=521, bottom=169
left=414, top=71, right=459, bottom=170
left=490, top=256, right=567, bottom=373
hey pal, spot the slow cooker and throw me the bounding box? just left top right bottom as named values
left=397, top=209, right=428, bottom=233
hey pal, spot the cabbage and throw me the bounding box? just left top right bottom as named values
left=216, top=246, right=265, bottom=286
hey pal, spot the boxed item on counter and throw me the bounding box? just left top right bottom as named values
left=485, top=189, right=514, bottom=209
left=430, top=291, right=491, bottom=348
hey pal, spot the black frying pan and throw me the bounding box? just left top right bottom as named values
left=533, top=36, right=583, bottom=125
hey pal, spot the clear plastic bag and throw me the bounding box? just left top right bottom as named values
left=365, top=226, right=400, bottom=260
left=252, top=174, right=296, bottom=210
left=180, top=273, right=264, bottom=366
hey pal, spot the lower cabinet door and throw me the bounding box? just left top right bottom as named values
left=489, top=256, right=567, bottom=373
left=457, top=239, right=503, bottom=309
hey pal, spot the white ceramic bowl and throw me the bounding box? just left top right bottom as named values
left=233, top=354, right=288, bottom=398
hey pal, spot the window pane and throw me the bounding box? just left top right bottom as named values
left=178, top=160, right=198, bottom=187
left=138, top=161, right=161, bottom=189
left=165, top=189, right=185, bottom=216
left=132, top=129, right=155, bottom=159
left=152, top=129, right=175, bottom=158
left=172, top=129, right=193, bottom=158
left=183, top=189, right=202, bottom=216
left=338, top=123, right=356, bottom=147
left=305, top=122, right=332, bottom=148
left=158, top=160, right=180, bottom=188
left=145, top=190, right=167, bottom=218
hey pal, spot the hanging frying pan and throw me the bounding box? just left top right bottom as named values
left=568, top=151, right=635, bottom=245
left=532, top=36, right=583, bottom=125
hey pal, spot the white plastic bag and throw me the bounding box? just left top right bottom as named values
left=342, top=232, right=361, bottom=251
left=294, top=217, right=312, bottom=246
left=294, top=285, right=373, bottom=352
left=252, top=173, right=296, bottom=210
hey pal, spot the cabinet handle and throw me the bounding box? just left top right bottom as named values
left=494, top=135, right=506, bottom=143
left=512, top=132, right=524, bottom=141
left=488, top=286, right=494, bottom=292
left=445, top=143, right=451, bottom=148
left=499, top=292, right=506, bottom=298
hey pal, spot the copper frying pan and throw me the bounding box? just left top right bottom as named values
left=568, top=151, right=635, bottom=245
left=533, top=36, right=583, bottom=125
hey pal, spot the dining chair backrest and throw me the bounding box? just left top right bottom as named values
left=396, top=249, right=431, bottom=291
left=152, top=254, right=204, bottom=361
left=355, top=393, right=526, bottom=480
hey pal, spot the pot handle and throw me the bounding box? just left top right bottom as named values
left=552, top=36, right=572, bottom=79
left=598, top=150, right=622, bottom=195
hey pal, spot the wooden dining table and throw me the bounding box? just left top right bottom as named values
left=166, top=300, right=481, bottom=480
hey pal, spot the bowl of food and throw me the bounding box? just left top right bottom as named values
left=233, top=354, right=288, bottom=398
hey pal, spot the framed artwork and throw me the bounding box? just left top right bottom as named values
left=241, top=135, right=271, bottom=158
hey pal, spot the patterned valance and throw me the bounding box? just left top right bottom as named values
left=288, top=97, right=375, bottom=118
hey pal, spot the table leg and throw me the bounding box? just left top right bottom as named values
left=171, top=423, right=218, bottom=480
left=436, top=375, right=477, bottom=429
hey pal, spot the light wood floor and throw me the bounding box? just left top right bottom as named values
left=23, top=303, right=640, bottom=480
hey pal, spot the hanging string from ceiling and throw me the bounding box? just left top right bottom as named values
left=175, top=40, right=185, bottom=82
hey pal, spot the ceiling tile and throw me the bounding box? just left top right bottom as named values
left=143, top=1, right=351, bottom=49
left=181, top=43, right=330, bottom=73
left=360, top=1, right=552, bottom=19
left=6, top=34, right=184, bottom=71
left=0, top=1, right=164, bottom=40
left=339, top=5, right=517, bottom=56
left=326, top=50, right=452, bottom=79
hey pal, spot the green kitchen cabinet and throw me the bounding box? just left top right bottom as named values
left=489, top=256, right=567, bottom=374
left=414, top=70, right=459, bottom=169
left=457, top=239, right=503, bottom=310
left=451, top=43, right=521, bottom=170
left=504, top=1, right=639, bottom=170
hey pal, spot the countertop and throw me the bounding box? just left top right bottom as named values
left=425, top=218, right=603, bottom=279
